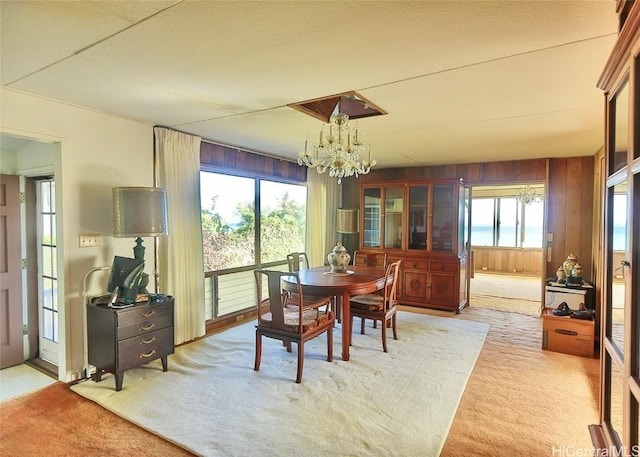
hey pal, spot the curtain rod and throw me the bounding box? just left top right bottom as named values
left=153, top=125, right=297, bottom=165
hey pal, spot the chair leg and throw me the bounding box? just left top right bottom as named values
left=296, top=342, right=304, bottom=383
left=392, top=314, right=398, bottom=340
left=327, top=327, right=333, bottom=362
left=254, top=331, right=262, bottom=371
left=349, top=315, right=354, bottom=346
left=381, top=319, right=388, bottom=353
left=360, top=316, right=365, bottom=334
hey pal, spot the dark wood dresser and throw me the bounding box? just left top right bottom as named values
left=86, top=295, right=174, bottom=391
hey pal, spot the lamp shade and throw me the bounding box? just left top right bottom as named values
left=112, top=187, right=168, bottom=237
left=336, top=208, right=359, bottom=233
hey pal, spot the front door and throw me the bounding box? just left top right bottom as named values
left=0, top=174, right=24, bottom=368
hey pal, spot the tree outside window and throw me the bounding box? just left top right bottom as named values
left=200, top=171, right=307, bottom=271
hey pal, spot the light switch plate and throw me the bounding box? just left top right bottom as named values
left=79, top=234, right=101, bottom=247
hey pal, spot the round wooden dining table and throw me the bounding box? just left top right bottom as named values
left=282, top=265, right=389, bottom=361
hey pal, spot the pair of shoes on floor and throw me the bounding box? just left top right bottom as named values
left=552, top=302, right=573, bottom=316
left=571, top=309, right=595, bottom=320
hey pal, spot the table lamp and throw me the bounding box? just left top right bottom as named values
left=336, top=208, right=359, bottom=257
left=112, top=187, right=168, bottom=295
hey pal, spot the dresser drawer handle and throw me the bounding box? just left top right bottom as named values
left=139, top=349, right=157, bottom=359
left=141, top=310, right=156, bottom=318
left=140, top=323, right=155, bottom=332
left=413, top=262, right=418, bottom=268
left=140, top=337, right=156, bottom=345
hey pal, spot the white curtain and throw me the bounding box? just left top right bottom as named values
left=305, top=170, right=341, bottom=267
left=153, top=127, right=206, bottom=344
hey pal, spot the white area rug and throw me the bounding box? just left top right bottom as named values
left=72, top=311, right=489, bottom=457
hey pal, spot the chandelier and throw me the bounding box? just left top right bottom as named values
left=515, top=185, right=542, bottom=205
left=297, top=113, right=376, bottom=184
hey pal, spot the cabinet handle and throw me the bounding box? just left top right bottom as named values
left=141, top=310, right=156, bottom=318
left=139, top=349, right=157, bottom=359
left=140, top=323, right=155, bottom=331
left=140, top=337, right=156, bottom=345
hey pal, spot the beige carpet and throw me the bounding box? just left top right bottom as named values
left=470, top=272, right=543, bottom=316
left=422, top=305, right=600, bottom=457
left=72, top=311, right=489, bottom=457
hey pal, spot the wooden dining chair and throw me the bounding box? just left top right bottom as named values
left=351, top=250, right=388, bottom=328
left=349, top=260, right=401, bottom=352
left=352, top=250, right=388, bottom=269
left=254, top=269, right=335, bottom=383
left=286, top=252, right=311, bottom=272
left=288, top=251, right=341, bottom=323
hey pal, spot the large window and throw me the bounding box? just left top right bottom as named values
left=470, top=191, right=544, bottom=248
left=200, top=171, right=307, bottom=271
left=200, top=170, right=307, bottom=320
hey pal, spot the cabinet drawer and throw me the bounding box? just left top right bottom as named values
left=116, top=301, right=173, bottom=327
left=429, top=261, right=457, bottom=272
left=118, top=314, right=173, bottom=340
left=118, top=327, right=174, bottom=371
left=403, top=259, right=429, bottom=270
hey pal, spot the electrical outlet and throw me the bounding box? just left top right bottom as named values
left=79, top=234, right=101, bottom=247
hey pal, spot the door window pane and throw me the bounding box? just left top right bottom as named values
left=384, top=186, right=403, bottom=249
left=409, top=186, right=428, bottom=250
left=606, top=354, right=624, bottom=447
left=433, top=184, right=455, bottom=252
left=610, top=80, right=629, bottom=175
left=363, top=188, right=381, bottom=247
left=609, top=182, right=627, bottom=357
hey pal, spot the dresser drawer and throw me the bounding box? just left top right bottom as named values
left=403, top=259, right=429, bottom=270
left=429, top=261, right=457, bottom=272
left=117, top=313, right=173, bottom=340
left=116, top=301, right=173, bottom=327
left=118, top=327, right=174, bottom=371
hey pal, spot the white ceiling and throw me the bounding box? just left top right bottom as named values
left=0, top=1, right=620, bottom=168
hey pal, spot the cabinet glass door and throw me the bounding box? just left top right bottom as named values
left=363, top=187, right=381, bottom=247
left=432, top=184, right=455, bottom=252
left=408, top=185, right=428, bottom=250
left=384, top=186, right=403, bottom=249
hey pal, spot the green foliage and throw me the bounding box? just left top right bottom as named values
left=201, top=192, right=305, bottom=271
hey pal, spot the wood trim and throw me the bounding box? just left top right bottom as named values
left=588, top=424, right=608, bottom=453
left=598, top=1, right=640, bottom=91
left=200, top=141, right=307, bottom=183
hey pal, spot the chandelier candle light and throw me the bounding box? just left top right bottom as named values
left=298, top=113, right=376, bottom=184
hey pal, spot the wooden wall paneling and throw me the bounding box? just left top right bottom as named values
left=547, top=157, right=595, bottom=282
left=548, top=158, right=568, bottom=278
left=200, top=141, right=306, bottom=182
left=343, top=156, right=593, bottom=279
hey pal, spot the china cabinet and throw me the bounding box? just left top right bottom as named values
left=591, top=2, right=639, bottom=454
left=360, top=178, right=469, bottom=312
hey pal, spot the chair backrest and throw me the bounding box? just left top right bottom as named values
left=353, top=250, right=388, bottom=269
left=254, top=269, right=303, bottom=333
left=287, top=252, right=310, bottom=272
left=383, top=260, right=402, bottom=310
